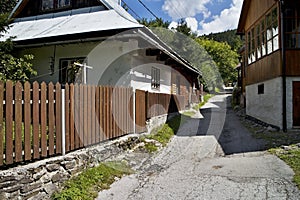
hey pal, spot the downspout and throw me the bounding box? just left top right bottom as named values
left=280, top=0, right=287, bottom=132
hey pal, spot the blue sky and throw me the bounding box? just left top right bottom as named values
left=121, top=0, right=243, bottom=35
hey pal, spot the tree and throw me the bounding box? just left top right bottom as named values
left=0, top=0, right=36, bottom=82
left=175, top=19, right=197, bottom=38
left=199, top=29, right=243, bottom=51
left=196, top=38, right=239, bottom=86
left=138, top=18, right=170, bottom=28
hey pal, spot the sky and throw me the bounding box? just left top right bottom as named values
left=122, top=0, right=243, bottom=35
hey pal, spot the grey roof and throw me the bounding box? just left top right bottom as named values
left=1, top=1, right=142, bottom=42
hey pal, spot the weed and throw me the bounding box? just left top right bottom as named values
left=52, top=161, right=134, bottom=200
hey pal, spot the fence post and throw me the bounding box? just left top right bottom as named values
left=133, top=88, right=136, bottom=134
left=62, top=89, right=66, bottom=156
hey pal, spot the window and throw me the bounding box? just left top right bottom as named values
left=59, top=58, right=85, bottom=84
left=284, top=3, right=300, bottom=48
left=42, top=0, right=54, bottom=10
left=258, top=84, right=264, bottom=94
left=151, top=67, right=160, bottom=89
left=41, top=0, right=71, bottom=11
left=58, top=0, right=71, bottom=8
left=246, top=7, right=279, bottom=65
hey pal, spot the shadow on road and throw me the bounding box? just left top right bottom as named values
left=174, top=95, right=267, bottom=155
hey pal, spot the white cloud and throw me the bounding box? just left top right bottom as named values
left=197, top=0, right=243, bottom=35
left=168, top=17, right=198, bottom=33
left=162, top=0, right=211, bottom=20
left=185, top=17, right=198, bottom=33
left=168, top=21, right=178, bottom=30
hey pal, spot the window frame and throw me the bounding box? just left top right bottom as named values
left=41, top=0, right=71, bottom=11
left=246, top=7, right=279, bottom=66
left=151, top=67, right=160, bottom=90
left=284, top=4, right=300, bottom=49
left=59, top=57, right=85, bottom=84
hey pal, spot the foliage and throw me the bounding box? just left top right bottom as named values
left=52, top=161, right=134, bottom=200
left=196, top=38, right=239, bottom=86
left=0, top=1, right=37, bottom=82
left=138, top=18, right=170, bottom=28
left=193, top=94, right=213, bottom=109
left=142, top=115, right=182, bottom=153
left=200, top=29, right=243, bottom=51
left=175, top=19, right=197, bottom=38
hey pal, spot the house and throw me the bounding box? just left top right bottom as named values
left=1, top=0, right=200, bottom=107
left=237, top=0, right=300, bottom=130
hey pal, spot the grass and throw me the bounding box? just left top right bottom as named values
left=52, top=161, right=134, bottom=200
left=142, top=115, right=183, bottom=152
left=193, top=94, right=213, bottom=110
left=269, top=147, right=300, bottom=189
left=182, top=110, right=196, bottom=117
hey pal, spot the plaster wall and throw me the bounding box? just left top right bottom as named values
left=246, top=77, right=283, bottom=128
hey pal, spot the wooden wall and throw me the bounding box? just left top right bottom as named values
left=286, top=50, right=300, bottom=76
left=244, top=0, right=277, bottom=31
left=245, top=50, right=282, bottom=85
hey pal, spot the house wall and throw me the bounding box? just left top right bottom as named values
left=244, top=0, right=277, bottom=31
left=20, top=42, right=98, bottom=83
left=131, top=51, right=175, bottom=94
left=246, top=77, right=283, bottom=129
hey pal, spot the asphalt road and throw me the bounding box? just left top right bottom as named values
left=97, top=95, right=300, bottom=200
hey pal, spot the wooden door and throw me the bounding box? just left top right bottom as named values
left=293, top=82, right=300, bottom=127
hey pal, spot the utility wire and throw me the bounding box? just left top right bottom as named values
left=137, top=0, right=159, bottom=20
left=121, top=0, right=142, bottom=20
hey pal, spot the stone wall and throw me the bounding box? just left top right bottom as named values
left=0, top=139, right=127, bottom=200
left=0, top=113, right=169, bottom=200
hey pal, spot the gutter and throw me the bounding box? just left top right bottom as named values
left=280, top=0, right=287, bottom=132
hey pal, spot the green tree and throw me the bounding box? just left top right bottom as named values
left=196, top=38, right=239, bottom=86
left=200, top=29, right=243, bottom=51
left=0, top=0, right=36, bottom=82
left=175, top=19, right=197, bottom=38
left=138, top=18, right=170, bottom=28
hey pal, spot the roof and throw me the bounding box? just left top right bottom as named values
left=1, top=0, right=142, bottom=42
left=237, top=0, right=251, bottom=35
left=2, top=0, right=200, bottom=75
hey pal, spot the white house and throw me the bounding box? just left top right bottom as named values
left=1, top=0, right=200, bottom=100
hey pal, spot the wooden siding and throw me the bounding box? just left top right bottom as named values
left=245, top=50, right=282, bottom=85
left=244, top=0, right=277, bottom=31
left=286, top=50, right=300, bottom=76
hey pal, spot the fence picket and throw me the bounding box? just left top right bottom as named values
left=79, top=84, right=84, bottom=147
left=32, top=82, right=40, bottom=159
left=87, top=85, right=92, bottom=145
left=74, top=84, right=80, bottom=149
left=55, top=83, right=62, bottom=154
left=65, top=84, right=70, bottom=152
left=5, top=81, right=14, bottom=165
left=95, top=86, right=100, bottom=143
left=99, top=86, right=104, bottom=141
left=40, top=82, right=47, bottom=157
left=69, top=84, right=75, bottom=151
left=24, top=82, right=31, bottom=161
left=48, top=83, right=55, bottom=156
left=91, top=86, right=96, bottom=144
left=15, top=82, right=23, bottom=162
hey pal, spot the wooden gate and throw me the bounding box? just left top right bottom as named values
left=135, top=90, right=146, bottom=133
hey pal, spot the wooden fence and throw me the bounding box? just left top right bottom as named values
left=0, top=81, right=200, bottom=167
left=0, top=81, right=134, bottom=167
